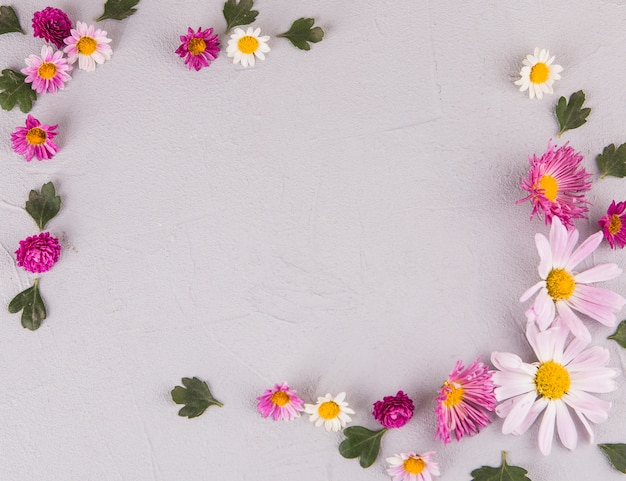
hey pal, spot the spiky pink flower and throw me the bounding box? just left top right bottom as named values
left=256, top=382, right=304, bottom=421
left=373, top=391, right=415, bottom=428
left=32, top=7, right=73, bottom=48
left=21, top=45, right=72, bottom=94
left=386, top=451, right=440, bottom=481
left=175, top=27, right=220, bottom=71
left=11, top=115, right=59, bottom=161
left=15, top=232, right=61, bottom=273
left=518, top=142, right=592, bottom=229
left=599, top=201, right=626, bottom=249
left=435, top=357, right=496, bottom=444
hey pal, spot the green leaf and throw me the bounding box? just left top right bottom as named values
left=599, top=444, right=626, bottom=473
left=8, top=279, right=47, bottom=331
left=0, top=68, right=37, bottom=113
left=171, top=377, right=223, bottom=418
left=338, top=426, right=387, bottom=468
left=277, top=18, right=324, bottom=51
left=0, top=5, right=24, bottom=34
left=608, top=320, right=626, bottom=348
left=96, top=0, right=140, bottom=21
left=555, top=90, right=590, bottom=137
left=470, top=452, right=532, bottom=481
left=25, top=182, right=61, bottom=231
left=223, top=0, right=258, bottom=34
left=597, top=143, right=626, bottom=178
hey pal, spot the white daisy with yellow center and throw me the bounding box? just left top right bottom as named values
left=226, top=27, right=270, bottom=68
left=304, top=392, right=354, bottom=432
left=514, top=47, right=563, bottom=99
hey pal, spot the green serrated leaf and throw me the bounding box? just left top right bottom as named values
left=8, top=279, right=47, bottom=331
left=25, top=182, right=61, bottom=231
left=96, top=0, right=140, bottom=22
left=171, top=377, right=223, bottom=418
left=0, top=68, right=37, bottom=113
left=597, top=143, right=626, bottom=179
left=599, top=444, right=626, bottom=473
left=223, top=0, right=258, bottom=34
left=555, top=90, right=590, bottom=137
left=338, top=426, right=387, bottom=468
left=277, top=18, right=324, bottom=51
left=470, top=452, right=532, bottom=481
left=0, top=5, right=24, bottom=34
left=608, top=320, right=626, bottom=348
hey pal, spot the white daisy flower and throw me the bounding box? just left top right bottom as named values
left=226, top=27, right=270, bottom=68
left=514, top=47, right=563, bottom=99
left=303, top=392, right=355, bottom=432
left=386, top=451, right=440, bottom=481
left=63, top=21, right=112, bottom=72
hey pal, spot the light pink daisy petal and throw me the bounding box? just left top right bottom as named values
left=534, top=288, right=555, bottom=330
left=574, top=284, right=626, bottom=311
left=502, top=391, right=537, bottom=434
left=556, top=301, right=591, bottom=342
left=521, top=280, right=546, bottom=302
left=574, top=264, right=622, bottom=284
left=549, top=218, right=569, bottom=267
left=512, top=398, right=549, bottom=435
left=536, top=234, right=553, bottom=278
left=565, top=232, right=603, bottom=271
left=562, top=391, right=610, bottom=424
left=555, top=400, right=577, bottom=450
left=567, top=295, right=617, bottom=327
left=538, top=401, right=556, bottom=455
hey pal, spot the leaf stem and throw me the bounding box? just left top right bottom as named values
left=501, top=451, right=508, bottom=463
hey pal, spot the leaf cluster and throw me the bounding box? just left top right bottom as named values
left=26, top=182, right=61, bottom=231
left=0, top=5, right=23, bottom=34
left=338, top=426, right=387, bottom=468
left=223, top=0, right=258, bottom=34
left=470, top=452, right=532, bottom=481
left=597, top=143, right=626, bottom=178
left=96, top=0, right=141, bottom=22
left=0, top=69, right=37, bottom=113
left=599, top=443, right=626, bottom=473
left=278, top=18, right=324, bottom=51
left=171, top=377, right=223, bottom=418
left=8, top=280, right=47, bottom=330
left=555, top=90, right=590, bottom=137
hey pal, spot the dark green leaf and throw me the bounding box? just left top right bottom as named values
left=171, top=377, right=223, bottom=418
left=338, top=426, right=387, bottom=468
left=278, top=18, right=324, bottom=51
left=96, top=0, right=140, bottom=21
left=25, top=182, right=61, bottom=231
left=223, top=0, right=258, bottom=34
left=8, top=280, right=47, bottom=331
left=555, top=90, right=590, bottom=137
left=0, top=5, right=24, bottom=34
left=608, top=320, right=626, bottom=348
left=597, top=143, right=626, bottom=178
left=470, top=452, right=532, bottom=481
left=600, top=444, right=626, bottom=473
left=0, top=68, right=37, bottom=113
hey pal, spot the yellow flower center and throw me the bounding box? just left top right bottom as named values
left=545, top=268, right=576, bottom=300
left=188, top=38, right=206, bottom=55
left=318, top=401, right=340, bottom=420
left=609, top=214, right=622, bottom=235
left=442, top=381, right=465, bottom=408
left=403, top=457, right=425, bottom=475
left=538, top=174, right=558, bottom=202
left=238, top=35, right=259, bottom=54
left=77, top=36, right=97, bottom=55
left=530, top=62, right=550, bottom=84
left=270, top=391, right=290, bottom=406
left=534, top=361, right=570, bottom=400
left=37, top=62, right=57, bottom=79
left=26, top=127, right=47, bottom=145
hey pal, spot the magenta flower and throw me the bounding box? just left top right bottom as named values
left=373, top=391, right=415, bottom=428
left=11, top=115, right=59, bottom=162
left=599, top=201, right=626, bottom=249
left=435, top=357, right=496, bottom=444
left=21, top=45, right=72, bottom=94
left=15, top=232, right=61, bottom=273
left=32, top=7, right=73, bottom=48
left=256, top=382, right=304, bottom=421
left=518, top=142, right=592, bottom=229
left=175, top=27, right=220, bottom=71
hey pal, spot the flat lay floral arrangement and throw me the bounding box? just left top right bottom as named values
left=2, top=3, right=626, bottom=480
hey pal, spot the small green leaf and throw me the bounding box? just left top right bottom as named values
left=470, top=452, right=532, bottom=481
left=96, top=0, right=140, bottom=21
left=8, top=279, right=47, bottom=331
left=171, top=377, right=223, bottom=418
left=277, top=18, right=324, bottom=51
left=0, top=68, right=37, bottom=113
left=597, top=143, right=626, bottom=179
left=599, top=443, right=626, bottom=473
left=0, top=5, right=23, bottom=34
left=608, top=320, right=626, bottom=348
left=223, top=0, right=258, bottom=34
left=338, top=426, right=387, bottom=468
left=25, top=182, right=61, bottom=231
left=555, top=90, right=590, bottom=137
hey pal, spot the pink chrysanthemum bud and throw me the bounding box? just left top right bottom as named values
left=32, top=7, right=73, bottom=49
left=15, top=232, right=61, bottom=273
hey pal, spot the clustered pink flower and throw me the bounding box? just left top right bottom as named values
left=175, top=27, right=221, bottom=71
left=15, top=232, right=62, bottom=273
left=599, top=200, right=626, bottom=249
left=372, top=390, right=415, bottom=428
left=11, top=114, right=59, bottom=161
left=32, top=7, right=73, bottom=49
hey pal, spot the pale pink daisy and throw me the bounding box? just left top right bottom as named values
left=435, top=358, right=496, bottom=444
left=11, top=115, right=59, bottom=161
left=492, top=320, right=618, bottom=455
left=520, top=216, right=625, bottom=341
left=386, top=451, right=440, bottom=481
left=21, top=45, right=72, bottom=94
left=304, top=392, right=355, bottom=432
left=256, top=382, right=304, bottom=421
left=599, top=201, right=626, bottom=249
left=63, top=21, right=112, bottom=72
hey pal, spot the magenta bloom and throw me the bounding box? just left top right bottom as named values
left=518, top=142, right=592, bottom=229
left=373, top=391, right=414, bottom=428
left=11, top=115, right=59, bottom=161
left=21, top=45, right=72, bottom=94
left=256, top=382, right=304, bottom=421
left=32, top=7, right=73, bottom=48
left=435, top=357, right=496, bottom=444
left=176, top=27, right=220, bottom=71
left=15, top=232, right=61, bottom=273
left=599, top=201, right=626, bottom=249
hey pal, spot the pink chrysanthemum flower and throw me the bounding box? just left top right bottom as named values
left=373, top=391, right=415, bottom=428
left=386, top=451, right=440, bottom=481
left=492, top=319, right=618, bottom=455
left=21, top=45, right=72, bottom=94
left=518, top=142, right=592, bottom=229
left=32, top=7, right=73, bottom=48
left=520, top=216, right=625, bottom=341
left=63, top=21, right=112, bottom=72
left=11, top=115, right=59, bottom=161
left=435, top=357, right=496, bottom=444
left=599, top=201, right=626, bottom=249
left=175, top=27, right=220, bottom=71
left=15, top=232, right=62, bottom=273
left=256, top=382, right=304, bottom=421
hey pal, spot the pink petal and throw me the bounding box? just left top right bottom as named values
left=538, top=401, right=556, bottom=455
left=574, top=264, right=622, bottom=284
left=573, top=409, right=594, bottom=443
left=556, top=302, right=591, bottom=342
left=555, top=401, right=577, bottom=450
left=512, top=398, right=549, bottom=435
left=567, top=346, right=610, bottom=371
left=565, top=232, right=603, bottom=271
left=536, top=234, right=552, bottom=278
left=562, top=391, right=610, bottom=424
left=571, top=369, right=618, bottom=393
left=574, top=285, right=626, bottom=311
left=550, top=219, right=569, bottom=267
left=534, top=289, right=555, bottom=330
left=502, top=391, right=537, bottom=434
left=567, top=295, right=617, bottom=327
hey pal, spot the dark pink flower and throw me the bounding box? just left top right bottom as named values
left=599, top=201, right=626, bottom=249
left=32, top=7, right=73, bottom=49
left=11, top=114, right=59, bottom=161
left=372, top=390, right=414, bottom=428
left=175, top=27, right=220, bottom=71
left=15, top=232, right=61, bottom=273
